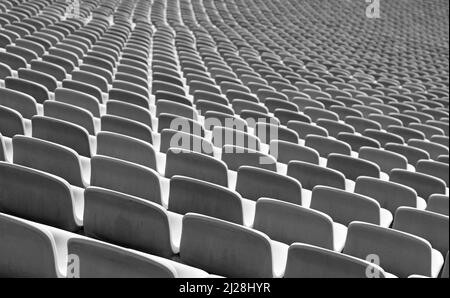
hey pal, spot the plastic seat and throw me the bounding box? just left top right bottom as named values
left=84, top=187, right=178, bottom=258
left=305, top=135, right=351, bottom=158
left=165, top=148, right=228, bottom=187
left=101, top=115, right=153, bottom=144
left=109, top=88, right=149, bottom=109
left=311, top=186, right=392, bottom=227
left=344, top=222, right=443, bottom=278
left=408, top=139, right=449, bottom=160
left=90, top=155, right=161, bottom=205
left=5, top=77, right=49, bottom=104
left=254, top=199, right=347, bottom=251
left=32, top=116, right=92, bottom=157
left=222, top=145, right=277, bottom=172
left=390, top=169, right=447, bottom=202
left=385, top=143, right=430, bottom=165
left=55, top=88, right=100, bottom=117
left=236, top=166, right=302, bottom=205
left=0, top=88, right=37, bottom=119
left=393, top=207, right=449, bottom=256
left=180, top=213, right=285, bottom=278
left=416, top=160, right=449, bottom=187
left=358, top=147, right=408, bottom=173
left=426, top=194, right=449, bottom=216
left=168, top=176, right=243, bottom=225
left=158, top=113, right=205, bottom=137
left=0, top=162, right=82, bottom=231
left=284, top=243, right=389, bottom=278
left=287, top=161, right=346, bottom=191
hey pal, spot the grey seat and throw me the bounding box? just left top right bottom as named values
left=385, top=143, right=430, bottom=166
left=236, top=166, right=302, bottom=205
left=0, top=162, right=81, bottom=232
left=344, top=222, right=442, bottom=278
left=337, top=133, right=380, bottom=152
left=84, top=187, right=174, bottom=258
left=212, top=126, right=260, bottom=151
left=96, top=132, right=157, bottom=170
left=426, top=194, right=449, bottom=216
left=284, top=243, right=388, bottom=278
left=43, top=101, right=96, bottom=135
left=160, top=129, right=214, bottom=156
left=416, top=160, right=449, bottom=187
left=0, top=88, right=37, bottom=119
left=358, top=147, right=408, bottom=173
left=390, top=169, right=446, bottom=202
left=54, top=88, right=100, bottom=117
left=90, top=155, right=161, bottom=205
left=408, top=139, right=449, bottom=161
left=68, top=238, right=176, bottom=278
left=101, top=115, right=153, bottom=144
left=270, top=140, right=320, bottom=165
left=327, top=154, right=381, bottom=180
left=168, top=176, right=243, bottom=225
left=180, top=213, right=273, bottom=278
left=287, top=161, right=346, bottom=191
left=311, top=186, right=388, bottom=227
left=393, top=207, right=449, bottom=257
left=222, top=145, right=277, bottom=172
left=305, top=135, right=351, bottom=158
left=165, top=148, right=228, bottom=187
left=287, top=121, right=328, bottom=139
left=0, top=213, right=59, bottom=277
left=254, top=199, right=339, bottom=250
left=12, top=136, right=86, bottom=188
left=32, top=116, right=92, bottom=157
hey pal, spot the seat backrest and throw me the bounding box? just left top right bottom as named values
left=416, top=160, right=449, bottom=186
left=236, top=166, right=302, bottom=205
left=32, top=116, right=91, bottom=157
left=426, top=194, right=449, bottom=216
left=84, top=187, right=172, bottom=258
left=327, top=154, right=380, bottom=180
left=305, top=135, right=351, bottom=158
left=355, top=177, right=417, bottom=214
left=0, top=87, right=37, bottom=119
left=160, top=129, right=214, bottom=156
left=43, top=101, right=95, bottom=135
left=168, top=176, right=243, bottom=225
left=0, top=213, right=58, bottom=277
left=90, top=155, right=161, bottom=205
left=109, top=88, right=149, bottom=109
left=180, top=213, right=273, bottom=278
left=311, top=186, right=381, bottom=226
left=222, top=145, right=277, bottom=172
left=385, top=143, right=429, bottom=165
left=284, top=243, right=387, bottom=278
left=287, top=161, right=346, bottom=190
left=54, top=88, right=100, bottom=117
left=390, top=169, right=446, bottom=201
left=68, top=238, right=175, bottom=278
left=270, top=140, right=320, bottom=165
left=212, top=126, right=260, bottom=151
left=165, top=148, right=228, bottom=187
left=394, top=207, right=449, bottom=256
left=344, top=222, right=433, bottom=278
left=254, top=199, right=334, bottom=249
left=101, top=115, right=153, bottom=144
left=13, top=136, right=84, bottom=187
left=0, top=162, right=79, bottom=231
left=359, top=147, right=408, bottom=173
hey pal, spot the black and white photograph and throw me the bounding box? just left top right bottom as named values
left=0, top=0, right=448, bottom=286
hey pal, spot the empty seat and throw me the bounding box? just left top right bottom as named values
left=0, top=162, right=81, bottom=232
left=5, top=77, right=49, bottom=104
left=0, top=213, right=61, bottom=277
left=222, top=145, right=277, bottom=172
left=385, top=143, right=430, bottom=166
left=96, top=132, right=156, bottom=170
left=158, top=113, right=205, bottom=137
left=284, top=243, right=388, bottom=278
left=109, top=88, right=149, bottom=109
left=416, top=160, right=449, bottom=187
left=12, top=136, right=87, bottom=188
left=288, top=161, right=346, bottom=191
left=355, top=177, right=425, bottom=213
left=255, top=122, right=299, bottom=144
left=101, top=115, right=153, bottom=144
left=327, top=154, right=381, bottom=180
left=160, top=129, right=213, bottom=156
left=90, top=155, right=161, bottom=205
left=168, top=176, right=243, bottom=225
left=165, top=148, right=228, bottom=187
left=337, top=133, right=380, bottom=152
left=359, top=147, right=408, bottom=173
left=408, top=139, right=449, bottom=160
left=393, top=207, right=449, bottom=256
left=0, top=88, right=37, bottom=119
left=344, top=222, right=443, bottom=278
left=426, top=194, right=449, bottom=216
left=270, top=140, right=320, bottom=165
left=311, top=186, right=392, bottom=227
left=180, top=213, right=280, bottom=278
left=390, top=169, right=446, bottom=202
left=236, top=166, right=302, bottom=205
left=254, top=199, right=347, bottom=251
left=305, top=135, right=351, bottom=158
left=84, top=187, right=176, bottom=258
left=32, top=116, right=92, bottom=157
